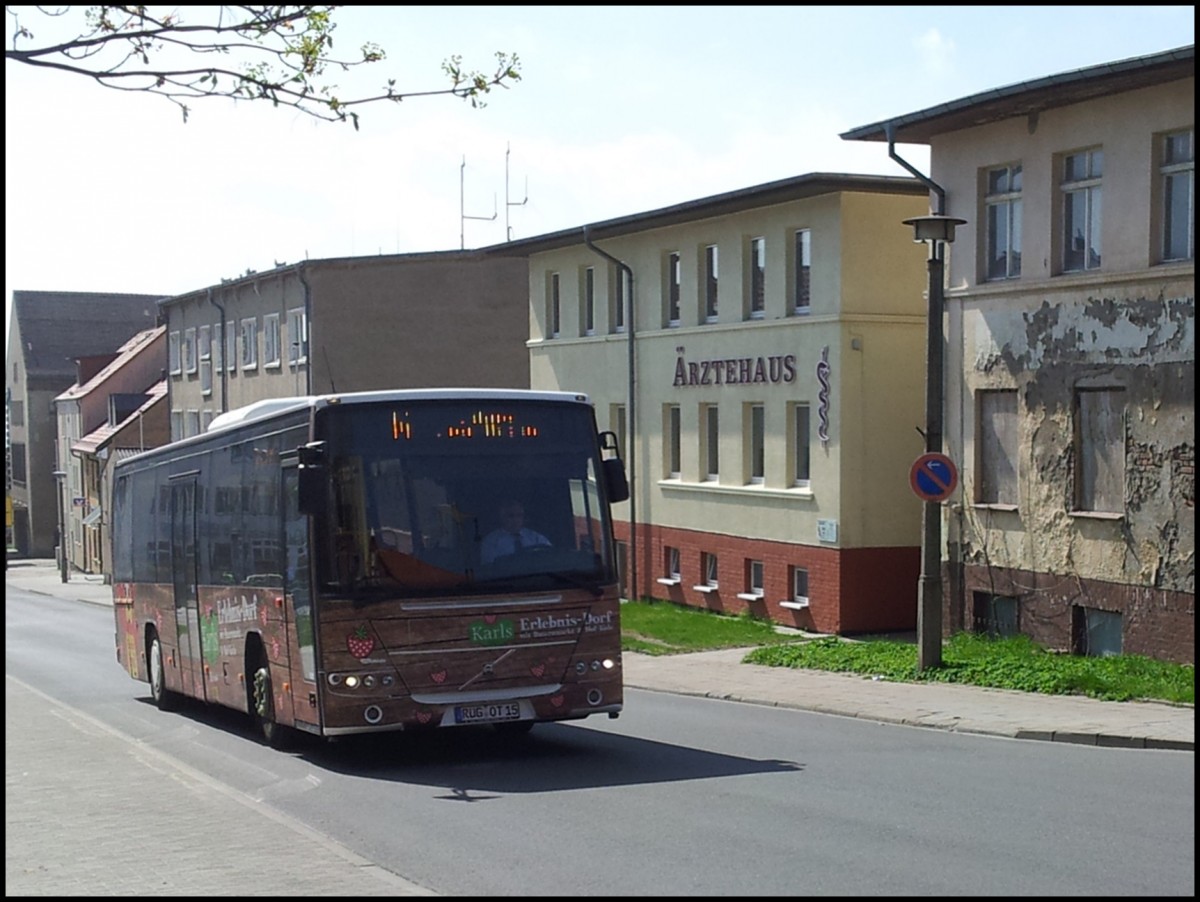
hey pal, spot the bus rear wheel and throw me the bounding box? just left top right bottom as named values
left=148, top=631, right=179, bottom=711
left=251, top=651, right=293, bottom=750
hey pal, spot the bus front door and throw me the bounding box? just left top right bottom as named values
left=282, top=462, right=318, bottom=731
left=169, top=475, right=206, bottom=701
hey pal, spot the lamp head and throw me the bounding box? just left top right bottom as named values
left=903, top=215, right=967, bottom=244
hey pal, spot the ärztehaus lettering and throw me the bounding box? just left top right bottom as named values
left=672, top=353, right=796, bottom=387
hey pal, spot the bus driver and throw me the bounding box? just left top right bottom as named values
left=480, top=499, right=550, bottom=564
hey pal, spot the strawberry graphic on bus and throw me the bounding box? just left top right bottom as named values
left=347, top=625, right=375, bottom=659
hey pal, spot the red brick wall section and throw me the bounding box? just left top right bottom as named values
left=960, top=563, right=1194, bottom=665
left=612, top=521, right=918, bottom=636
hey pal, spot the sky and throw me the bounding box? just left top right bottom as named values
left=5, top=5, right=1195, bottom=340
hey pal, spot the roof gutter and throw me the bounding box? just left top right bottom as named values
left=207, top=287, right=229, bottom=413
left=294, top=262, right=313, bottom=395
left=583, top=225, right=637, bottom=601
left=885, top=122, right=945, bottom=214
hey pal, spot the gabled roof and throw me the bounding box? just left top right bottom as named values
left=11, top=290, right=165, bottom=382
left=841, top=44, right=1194, bottom=145
left=477, top=172, right=927, bottom=256
left=57, top=326, right=166, bottom=402
left=72, top=380, right=167, bottom=456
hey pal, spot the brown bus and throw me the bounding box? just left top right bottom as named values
left=111, top=389, right=628, bottom=748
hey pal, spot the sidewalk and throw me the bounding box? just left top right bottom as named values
left=6, top=557, right=1193, bottom=752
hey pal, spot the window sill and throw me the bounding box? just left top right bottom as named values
left=973, top=503, right=1019, bottom=512
left=736, top=592, right=764, bottom=602
left=1069, top=510, right=1124, bottom=521
left=658, top=479, right=814, bottom=501
left=780, top=599, right=810, bottom=610
left=692, top=584, right=718, bottom=594
left=264, top=361, right=282, bottom=370
left=656, top=577, right=681, bottom=586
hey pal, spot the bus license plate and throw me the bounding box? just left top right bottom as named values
left=454, top=702, right=522, bottom=724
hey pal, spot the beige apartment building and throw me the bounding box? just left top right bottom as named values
left=844, top=45, right=1194, bottom=663
left=495, top=174, right=932, bottom=635
left=161, top=250, right=530, bottom=436
left=55, top=327, right=169, bottom=576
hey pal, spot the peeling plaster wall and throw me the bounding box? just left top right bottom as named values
left=956, top=284, right=1194, bottom=598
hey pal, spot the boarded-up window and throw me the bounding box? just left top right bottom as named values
left=978, top=390, right=1018, bottom=504
left=1076, top=388, right=1124, bottom=513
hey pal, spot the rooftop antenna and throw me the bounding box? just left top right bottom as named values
left=506, top=142, right=528, bottom=241
left=460, top=155, right=497, bottom=249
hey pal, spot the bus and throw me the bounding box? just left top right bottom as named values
left=111, top=388, right=629, bottom=747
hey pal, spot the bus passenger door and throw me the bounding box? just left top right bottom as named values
left=282, top=462, right=318, bottom=729
left=170, top=475, right=206, bottom=701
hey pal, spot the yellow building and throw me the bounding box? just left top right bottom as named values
left=493, top=174, right=932, bottom=634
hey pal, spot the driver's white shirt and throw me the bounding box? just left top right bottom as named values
left=480, top=527, right=550, bottom=563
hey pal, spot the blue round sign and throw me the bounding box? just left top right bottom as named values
left=910, top=453, right=958, bottom=502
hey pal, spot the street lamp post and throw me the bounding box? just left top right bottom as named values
left=903, top=214, right=966, bottom=672
left=52, top=469, right=68, bottom=584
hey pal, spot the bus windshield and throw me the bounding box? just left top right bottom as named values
left=314, top=399, right=616, bottom=599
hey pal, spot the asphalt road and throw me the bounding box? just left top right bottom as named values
left=6, top=587, right=1195, bottom=896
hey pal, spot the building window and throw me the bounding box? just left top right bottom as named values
left=1061, top=148, right=1103, bottom=272
left=700, top=551, right=718, bottom=589
left=613, top=266, right=629, bottom=333
left=582, top=266, right=596, bottom=336
left=702, top=404, right=719, bottom=481
left=659, top=545, right=681, bottom=585
left=201, top=409, right=215, bottom=431
left=615, top=541, right=628, bottom=597
left=978, top=390, right=1018, bottom=505
left=1160, top=129, right=1194, bottom=263
left=10, top=442, right=26, bottom=484
left=984, top=163, right=1022, bottom=280
left=791, top=403, right=810, bottom=488
left=286, top=308, right=307, bottom=367
left=240, top=317, right=258, bottom=370
left=198, top=325, right=211, bottom=361
left=200, top=357, right=212, bottom=396
left=791, top=566, right=809, bottom=606
left=170, top=410, right=183, bottom=440
left=263, top=314, right=281, bottom=367
left=974, top=592, right=1019, bottom=638
left=1073, top=606, right=1122, bottom=657
left=10, top=400, right=23, bottom=427
left=793, top=229, right=811, bottom=315
left=183, top=328, right=197, bottom=374
left=168, top=331, right=181, bottom=375
left=748, top=236, right=765, bottom=319
left=186, top=409, right=200, bottom=438
left=226, top=323, right=237, bottom=373
left=741, top=560, right=765, bottom=600
left=665, top=404, right=681, bottom=478
left=212, top=322, right=223, bottom=371
left=747, top=403, right=765, bottom=484
left=1075, top=388, right=1124, bottom=514
left=548, top=272, right=561, bottom=339
left=666, top=252, right=681, bottom=327
left=703, top=244, right=719, bottom=322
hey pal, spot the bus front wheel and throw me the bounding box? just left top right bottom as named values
left=148, top=631, right=179, bottom=711
left=251, top=651, right=292, bottom=750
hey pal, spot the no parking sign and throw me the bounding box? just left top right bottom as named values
left=909, top=452, right=958, bottom=502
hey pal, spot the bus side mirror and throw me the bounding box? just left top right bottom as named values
left=297, top=441, right=327, bottom=516
left=604, top=458, right=629, bottom=503
left=598, top=431, right=629, bottom=503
